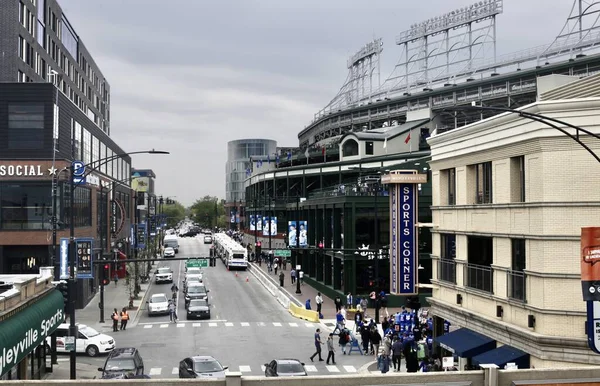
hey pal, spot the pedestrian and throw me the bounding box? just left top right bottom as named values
left=290, top=268, right=296, bottom=284
left=305, top=299, right=312, bottom=310
left=113, top=273, right=118, bottom=287
left=326, top=333, right=336, bottom=365
left=168, top=300, right=178, bottom=323
left=274, top=263, right=278, bottom=276
left=378, top=345, right=390, bottom=374
left=338, top=328, right=349, bottom=355
left=334, top=294, right=342, bottom=312
left=309, top=328, right=324, bottom=362
left=299, top=270, right=304, bottom=285
left=282, top=259, right=287, bottom=270
left=370, top=327, right=382, bottom=356
left=279, top=271, right=285, bottom=287
left=360, top=323, right=370, bottom=353
left=346, top=292, right=353, bottom=309
left=335, top=310, right=345, bottom=333
left=404, top=341, right=419, bottom=373
left=360, top=297, right=368, bottom=317
left=392, top=337, right=403, bottom=371
left=120, top=307, right=129, bottom=330
left=267, top=262, right=272, bottom=274
left=380, top=290, right=389, bottom=317
left=315, top=292, right=323, bottom=315
left=111, top=308, right=119, bottom=332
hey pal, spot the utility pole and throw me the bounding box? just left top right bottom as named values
left=296, top=195, right=301, bottom=295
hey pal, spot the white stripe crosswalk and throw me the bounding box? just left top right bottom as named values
left=149, top=364, right=357, bottom=377
left=138, top=321, right=321, bottom=329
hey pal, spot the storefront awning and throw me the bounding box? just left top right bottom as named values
left=435, top=328, right=496, bottom=358
left=472, top=345, right=530, bottom=369
left=0, top=289, right=64, bottom=377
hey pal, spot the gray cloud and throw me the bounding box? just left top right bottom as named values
left=58, top=0, right=574, bottom=205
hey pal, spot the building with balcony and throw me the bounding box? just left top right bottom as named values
left=428, top=88, right=600, bottom=367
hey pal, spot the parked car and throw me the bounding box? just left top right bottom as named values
left=264, top=359, right=307, bottom=377
left=155, top=267, right=173, bottom=284
left=178, top=356, right=227, bottom=379
left=147, top=293, right=169, bottom=316
left=164, top=247, right=176, bottom=258
left=98, top=347, right=145, bottom=379
left=46, top=323, right=114, bottom=357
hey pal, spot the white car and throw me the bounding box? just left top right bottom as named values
left=46, top=323, right=114, bottom=357
left=147, top=293, right=170, bottom=316
left=203, top=235, right=212, bottom=244
left=155, top=267, right=173, bottom=283
left=164, top=247, right=176, bottom=258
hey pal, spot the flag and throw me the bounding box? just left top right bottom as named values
left=404, top=131, right=411, bottom=144
left=287, top=150, right=292, bottom=161
left=322, top=146, right=326, bottom=162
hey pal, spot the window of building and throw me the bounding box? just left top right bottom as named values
left=508, top=239, right=526, bottom=301
left=61, top=17, right=78, bottom=59
left=365, top=141, right=374, bottom=155
left=36, top=20, right=44, bottom=47
left=17, top=70, right=25, bottom=82
left=439, top=233, right=456, bottom=284
left=510, top=156, right=525, bottom=203
left=0, top=182, right=54, bottom=230
left=445, top=168, right=456, bottom=205
left=62, top=184, right=91, bottom=228
left=8, top=104, right=44, bottom=149
left=342, top=139, right=359, bottom=157
left=18, top=35, right=25, bottom=61
left=475, top=161, right=492, bottom=204
left=96, top=191, right=107, bottom=239
left=100, top=144, right=106, bottom=174
left=19, top=2, right=25, bottom=25
left=466, top=236, right=493, bottom=292
left=91, top=135, right=98, bottom=164
left=38, top=0, right=45, bottom=21
left=72, top=120, right=82, bottom=160
left=82, top=129, right=91, bottom=165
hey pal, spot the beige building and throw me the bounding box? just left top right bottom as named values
left=427, top=91, right=600, bottom=368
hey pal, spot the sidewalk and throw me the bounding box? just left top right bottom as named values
left=73, top=274, right=153, bottom=333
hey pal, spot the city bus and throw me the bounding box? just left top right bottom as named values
left=213, top=233, right=248, bottom=270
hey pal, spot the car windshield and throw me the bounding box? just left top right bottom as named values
left=187, top=286, right=206, bottom=294
left=189, top=299, right=208, bottom=307
left=150, top=295, right=168, bottom=303
left=79, top=326, right=100, bottom=338
left=277, top=362, right=304, bottom=373
left=158, top=268, right=171, bottom=274
left=105, top=359, right=135, bottom=371
left=194, top=360, right=222, bottom=373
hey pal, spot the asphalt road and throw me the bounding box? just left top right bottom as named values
left=67, top=235, right=374, bottom=379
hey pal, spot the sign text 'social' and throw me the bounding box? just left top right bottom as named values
left=0, top=308, right=63, bottom=375
left=0, top=165, right=44, bottom=177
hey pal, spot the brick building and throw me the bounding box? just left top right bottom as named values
left=428, top=88, right=600, bottom=368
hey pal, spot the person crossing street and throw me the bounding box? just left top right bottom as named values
left=310, top=328, right=324, bottom=362
left=168, top=300, right=178, bottom=323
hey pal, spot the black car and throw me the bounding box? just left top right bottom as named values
left=98, top=347, right=145, bottom=379
left=184, top=284, right=209, bottom=308
left=179, top=356, right=227, bottom=379
left=264, top=359, right=307, bottom=377
left=186, top=299, right=210, bottom=319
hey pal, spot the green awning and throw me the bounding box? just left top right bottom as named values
left=0, top=289, right=64, bottom=377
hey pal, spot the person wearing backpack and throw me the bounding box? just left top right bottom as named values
left=338, top=328, right=349, bottom=355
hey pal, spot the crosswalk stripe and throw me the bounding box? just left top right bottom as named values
left=209, top=323, right=218, bottom=327
left=159, top=324, right=169, bottom=328
left=289, top=322, right=298, bottom=327
left=239, top=365, right=252, bottom=372
left=343, top=365, right=357, bottom=372
left=192, top=323, right=202, bottom=327
left=326, top=365, right=340, bottom=372
left=304, top=365, right=318, bottom=372
left=257, top=322, right=266, bottom=326
left=177, top=323, right=185, bottom=328
left=172, top=367, right=178, bottom=375
left=225, top=322, right=234, bottom=327
left=144, top=325, right=153, bottom=329
left=305, top=323, right=315, bottom=328
left=241, top=322, right=250, bottom=327
left=149, top=367, right=162, bottom=375
left=272, top=322, right=282, bottom=327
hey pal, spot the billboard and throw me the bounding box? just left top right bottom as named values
left=230, top=210, right=236, bottom=223
left=263, top=216, right=277, bottom=236
left=131, top=176, right=150, bottom=192
left=250, top=214, right=263, bottom=231
left=288, top=221, right=308, bottom=247
left=581, top=227, right=600, bottom=301
left=75, top=238, right=93, bottom=279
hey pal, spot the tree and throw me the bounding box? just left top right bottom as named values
left=162, top=201, right=185, bottom=228
left=189, top=195, right=226, bottom=228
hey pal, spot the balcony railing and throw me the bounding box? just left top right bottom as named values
left=464, top=262, right=493, bottom=293
left=438, top=259, right=456, bottom=284
left=507, top=270, right=527, bottom=302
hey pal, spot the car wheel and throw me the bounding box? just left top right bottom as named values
left=86, top=345, right=99, bottom=357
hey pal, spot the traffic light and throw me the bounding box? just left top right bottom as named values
left=56, top=282, right=69, bottom=312
left=101, top=263, right=110, bottom=286
left=256, top=241, right=262, bottom=256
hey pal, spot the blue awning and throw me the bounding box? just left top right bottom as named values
left=472, top=345, right=530, bottom=369
left=435, top=328, right=496, bottom=357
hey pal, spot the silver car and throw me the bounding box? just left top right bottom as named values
left=147, top=293, right=169, bottom=316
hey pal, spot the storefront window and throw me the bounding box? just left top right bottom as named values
left=61, top=183, right=91, bottom=227
left=0, top=182, right=54, bottom=230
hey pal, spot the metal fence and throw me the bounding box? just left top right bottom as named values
left=464, top=263, right=493, bottom=293
left=507, top=270, right=526, bottom=302
left=438, top=259, right=456, bottom=284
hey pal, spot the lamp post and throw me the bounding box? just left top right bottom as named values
left=66, top=149, right=169, bottom=379
left=296, top=195, right=301, bottom=295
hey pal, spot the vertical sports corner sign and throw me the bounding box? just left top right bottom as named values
left=381, top=170, right=428, bottom=295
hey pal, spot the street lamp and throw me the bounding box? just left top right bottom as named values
left=66, top=149, right=169, bottom=379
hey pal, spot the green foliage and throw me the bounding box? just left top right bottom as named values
left=189, top=195, right=226, bottom=228
left=162, top=201, right=186, bottom=228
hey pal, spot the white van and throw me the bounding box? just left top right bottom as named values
left=163, top=234, right=179, bottom=253
left=46, top=323, right=115, bottom=357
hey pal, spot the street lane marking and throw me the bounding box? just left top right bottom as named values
left=326, top=365, right=340, bottom=372
left=289, top=322, right=298, bottom=327
left=257, top=322, right=266, bottom=326
left=177, top=323, right=185, bottom=328
left=144, top=325, right=153, bottom=329
left=343, top=365, right=357, bottom=372
left=225, top=322, right=234, bottom=327
left=209, top=322, right=218, bottom=327
left=272, top=322, right=282, bottom=327
left=192, top=323, right=202, bottom=327
left=305, top=323, right=315, bottom=328
left=138, top=319, right=227, bottom=325
left=239, top=365, right=252, bottom=372
left=172, top=367, right=178, bottom=375
left=160, top=324, right=169, bottom=328
left=241, top=322, right=250, bottom=327
left=149, top=367, right=162, bottom=375
left=304, top=365, right=318, bottom=372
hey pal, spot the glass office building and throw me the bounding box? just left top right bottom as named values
left=226, top=139, right=277, bottom=203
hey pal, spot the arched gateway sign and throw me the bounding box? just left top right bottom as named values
left=382, top=170, right=428, bottom=295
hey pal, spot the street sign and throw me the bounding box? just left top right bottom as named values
left=59, top=238, right=69, bottom=280
left=72, top=160, right=85, bottom=177
left=76, top=238, right=94, bottom=279
left=274, top=249, right=291, bottom=258
left=186, top=259, right=208, bottom=268
left=64, top=336, right=75, bottom=352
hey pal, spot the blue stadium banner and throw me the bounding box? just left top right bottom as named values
left=137, top=222, right=147, bottom=249
left=75, top=238, right=94, bottom=279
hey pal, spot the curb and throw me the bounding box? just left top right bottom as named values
left=358, top=360, right=378, bottom=374
left=129, top=274, right=154, bottom=328
left=248, top=263, right=302, bottom=307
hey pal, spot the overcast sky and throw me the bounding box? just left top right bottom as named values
left=58, top=0, right=573, bottom=206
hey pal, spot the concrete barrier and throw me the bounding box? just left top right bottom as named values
left=277, top=290, right=290, bottom=308
left=289, top=302, right=319, bottom=323
left=248, top=264, right=278, bottom=297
